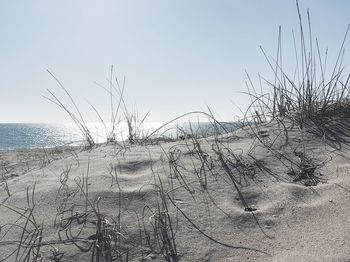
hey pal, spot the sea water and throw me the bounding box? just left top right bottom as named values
left=0, top=123, right=83, bottom=150
left=0, top=122, right=241, bottom=150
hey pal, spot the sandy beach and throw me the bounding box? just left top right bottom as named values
left=2, top=0, right=350, bottom=261
left=1, top=119, right=350, bottom=261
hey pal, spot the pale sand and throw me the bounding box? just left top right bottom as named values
left=1, top=121, right=350, bottom=261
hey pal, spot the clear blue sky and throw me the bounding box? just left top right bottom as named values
left=1, top=0, right=349, bottom=123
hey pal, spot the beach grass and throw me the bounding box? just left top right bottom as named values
left=1, top=1, right=350, bottom=261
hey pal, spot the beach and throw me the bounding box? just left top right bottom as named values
left=2, top=0, right=350, bottom=261
left=1, top=120, right=350, bottom=261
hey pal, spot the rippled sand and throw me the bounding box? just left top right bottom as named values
left=1, top=122, right=350, bottom=261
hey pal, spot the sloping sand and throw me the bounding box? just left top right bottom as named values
left=1, top=121, right=350, bottom=261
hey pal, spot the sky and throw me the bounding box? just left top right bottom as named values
left=0, top=0, right=350, bottom=123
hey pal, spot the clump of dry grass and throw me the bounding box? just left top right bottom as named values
left=0, top=184, right=45, bottom=261
left=142, top=177, right=179, bottom=262
left=95, top=66, right=151, bottom=145
left=44, top=70, right=96, bottom=148
left=287, top=150, right=324, bottom=186
left=245, top=2, right=350, bottom=133
left=0, top=165, right=11, bottom=197
left=45, top=67, right=151, bottom=149
left=240, top=1, right=350, bottom=187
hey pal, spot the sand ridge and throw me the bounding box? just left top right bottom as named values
left=1, top=123, right=350, bottom=261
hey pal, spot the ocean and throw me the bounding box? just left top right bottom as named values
left=0, top=123, right=83, bottom=150
left=0, top=122, right=241, bottom=151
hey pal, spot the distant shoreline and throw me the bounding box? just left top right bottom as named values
left=0, top=121, right=242, bottom=151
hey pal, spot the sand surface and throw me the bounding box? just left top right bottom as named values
left=1, top=121, right=350, bottom=261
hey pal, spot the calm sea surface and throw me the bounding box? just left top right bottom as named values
left=0, top=122, right=241, bottom=151
left=0, top=123, right=83, bottom=150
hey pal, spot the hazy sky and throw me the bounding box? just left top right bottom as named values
left=1, top=0, right=349, bottom=123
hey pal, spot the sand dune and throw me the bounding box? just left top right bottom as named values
left=1, top=120, right=350, bottom=261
